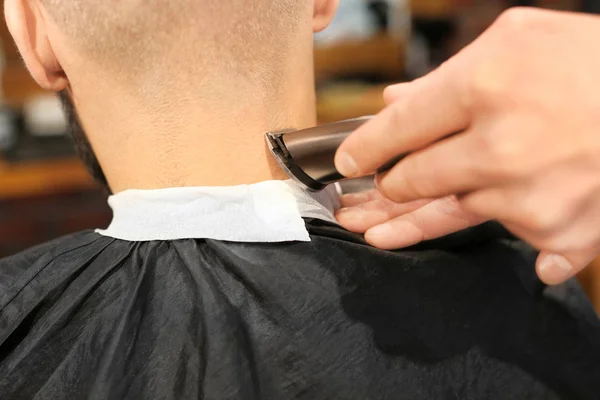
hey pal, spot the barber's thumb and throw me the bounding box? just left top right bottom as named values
left=536, top=250, right=597, bottom=286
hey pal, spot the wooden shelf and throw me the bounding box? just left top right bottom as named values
left=0, top=158, right=96, bottom=200
left=315, top=34, right=405, bottom=82
left=317, top=83, right=388, bottom=123
left=0, top=61, right=94, bottom=200
left=3, top=64, right=48, bottom=107
left=411, top=0, right=459, bottom=19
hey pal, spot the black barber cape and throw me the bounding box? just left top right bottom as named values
left=0, top=181, right=599, bottom=400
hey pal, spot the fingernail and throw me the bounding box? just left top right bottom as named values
left=367, top=223, right=393, bottom=237
left=337, top=152, right=359, bottom=177
left=539, top=254, right=573, bottom=284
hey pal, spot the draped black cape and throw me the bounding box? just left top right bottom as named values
left=1, top=220, right=599, bottom=399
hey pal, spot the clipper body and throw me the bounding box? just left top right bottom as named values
left=266, top=117, right=371, bottom=191
left=267, top=116, right=404, bottom=191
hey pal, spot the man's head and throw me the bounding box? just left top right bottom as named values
left=6, top=0, right=338, bottom=88
left=5, top=0, right=339, bottom=191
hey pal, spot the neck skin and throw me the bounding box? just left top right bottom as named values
left=64, top=48, right=317, bottom=193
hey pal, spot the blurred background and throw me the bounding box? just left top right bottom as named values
left=1, top=0, right=599, bottom=312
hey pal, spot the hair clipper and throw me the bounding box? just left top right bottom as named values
left=266, top=116, right=404, bottom=191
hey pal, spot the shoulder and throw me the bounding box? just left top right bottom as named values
left=0, top=230, right=105, bottom=266
left=0, top=231, right=111, bottom=304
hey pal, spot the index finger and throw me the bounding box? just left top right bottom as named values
left=335, top=61, right=472, bottom=178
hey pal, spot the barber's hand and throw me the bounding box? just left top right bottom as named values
left=336, top=191, right=488, bottom=245
left=335, top=8, right=600, bottom=285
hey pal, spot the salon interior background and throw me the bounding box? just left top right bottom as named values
left=0, top=0, right=599, bottom=313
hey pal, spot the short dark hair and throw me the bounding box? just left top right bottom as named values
left=58, top=91, right=110, bottom=192
left=42, top=0, right=305, bottom=84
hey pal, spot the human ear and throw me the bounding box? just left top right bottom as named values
left=313, top=0, right=340, bottom=33
left=4, top=0, right=68, bottom=91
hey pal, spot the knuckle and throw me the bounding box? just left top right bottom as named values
left=472, top=132, right=521, bottom=178
left=468, top=60, right=508, bottom=102
left=438, top=194, right=462, bottom=211
left=376, top=175, right=400, bottom=203
left=538, top=236, right=572, bottom=254
left=496, top=7, right=538, bottom=31
left=467, top=60, right=523, bottom=110
left=401, top=159, right=431, bottom=199
left=471, top=8, right=549, bottom=105
left=376, top=105, right=407, bottom=154
left=387, top=103, right=406, bottom=140
left=472, top=132, right=498, bottom=158
left=459, top=193, right=490, bottom=220
left=459, top=197, right=480, bottom=216
left=522, top=206, right=565, bottom=233
left=403, top=215, right=427, bottom=242
left=371, top=199, right=397, bottom=219
left=379, top=173, right=416, bottom=203
left=545, top=227, right=599, bottom=253
left=436, top=195, right=467, bottom=219
left=379, top=158, right=430, bottom=202
left=438, top=195, right=483, bottom=227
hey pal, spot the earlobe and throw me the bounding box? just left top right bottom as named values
left=313, top=0, right=339, bottom=33
left=4, top=0, right=68, bottom=92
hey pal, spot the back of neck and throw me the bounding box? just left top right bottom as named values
left=73, top=69, right=317, bottom=193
